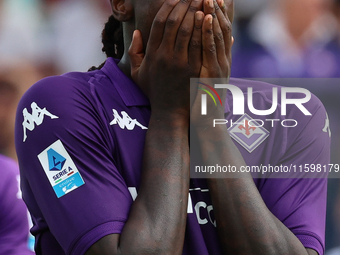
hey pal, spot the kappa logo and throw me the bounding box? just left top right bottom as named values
left=22, top=102, right=59, bottom=142
left=47, top=148, right=66, bottom=171
left=110, top=109, right=148, bottom=130
left=228, top=114, right=269, bottom=153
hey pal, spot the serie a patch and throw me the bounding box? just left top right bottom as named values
left=37, top=140, right=85, bottom=198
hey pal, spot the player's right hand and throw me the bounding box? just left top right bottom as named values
left=129, top=0, right=204, bottom=120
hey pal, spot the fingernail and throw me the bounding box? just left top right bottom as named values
left=209, top=0, right=214, bottom=8
left=208, top=15, right=213, bottom=24
left=196, top=12, right=203, bottom=21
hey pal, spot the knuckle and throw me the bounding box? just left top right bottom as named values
left=189, top=39, right=201, bottom=50
left=206, top=28, right=213, bottom=35
left=180, top=0, right=190, bottom=4
left=179, top=26, right=191, bottom=37
left=188, top=5, right=198, bottom=13
left=153, top=16, right=165, bottom=26
left=207, top=43, right=216, bottom=53
left=215, top=32, right=224, bottom=42
left=222, top=21, right=232, bottom=33
left=165, top=0, right=177, bottom=8
left=214, top=3, right=221, bottom=11
left=192, top=0, right=202, bottom=8
left=166, top=16, right=179, bottom=28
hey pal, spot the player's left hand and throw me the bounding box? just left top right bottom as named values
left=191, top=0, right=234, bottom=127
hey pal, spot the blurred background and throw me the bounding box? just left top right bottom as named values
left=232, top=1, right=340, bottom=253
left=0, top=0, right=339, bottom=253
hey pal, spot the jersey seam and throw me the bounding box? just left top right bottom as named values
left=88, top=75, right=117, bottom=158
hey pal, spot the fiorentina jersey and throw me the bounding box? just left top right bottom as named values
left=0, top=154, right=34, bottom=255
left=15, top=57, right=330, bottom=255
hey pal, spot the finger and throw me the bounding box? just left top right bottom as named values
left=212, top=1, right=226, bottom=64
left=146, top=0, right=181, bottom=53
left=203, top=0, right=215, bottom=15
left=188, top=11, right=204, bottom=69
left=217, top=0, right=226, bottom=16
left=128, top=30, right=144, bottom=83
left=202, top=14, right=218, bottom=69
left=214, top=0, right=232, bottom=60
left=174, top=0, right=203, bottom=55
left=216, top=0, right=234, bottom=19
left=161, top=0, right=193, bottom=49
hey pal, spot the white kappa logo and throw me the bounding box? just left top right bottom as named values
left=110, top=109, right=148, bottom=130
left=22, top=102, right=59, bottom=142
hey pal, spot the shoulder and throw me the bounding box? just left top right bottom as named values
left=15, top=69, right=113, bottom=149
left=16, top=69, right=110, bottom=127
left=19, top=71, right=97, bottom=104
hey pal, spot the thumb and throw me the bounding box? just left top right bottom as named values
left=128, top=30, right=144, bottom=83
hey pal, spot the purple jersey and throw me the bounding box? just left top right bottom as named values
left=0, top=154, right=34, bottom=255
left=15, top=58, right=330, bottom=255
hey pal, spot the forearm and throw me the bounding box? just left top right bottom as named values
left=197, top=125, right=309, bottom=255
left=119, top=113, right=190, bottom=255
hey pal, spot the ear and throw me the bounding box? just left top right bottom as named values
left=110, top=0, right=134, bottom=22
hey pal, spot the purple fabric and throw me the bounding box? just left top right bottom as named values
left=0, top=154, right=33, bottom=255
left=15, top=58, right=329, bottom=255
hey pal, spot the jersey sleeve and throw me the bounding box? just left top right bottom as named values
left=15, top=76, right=133, bottom=255
left=258, top=95, right=331, bottom=255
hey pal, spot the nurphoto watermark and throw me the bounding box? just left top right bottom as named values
left=190, top=78, right=334, bottom=179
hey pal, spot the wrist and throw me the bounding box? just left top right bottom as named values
left=150, top=110, right=189, bottom=130
left=193, top=118, right=227, bottom=135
